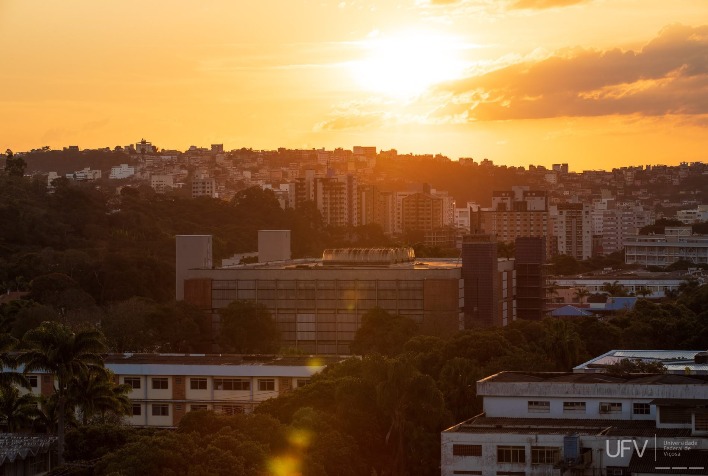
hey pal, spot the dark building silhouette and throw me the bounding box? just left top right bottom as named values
left=515, top=236, right=547, bottom=320
left=462, top=235, right=499, bottom=328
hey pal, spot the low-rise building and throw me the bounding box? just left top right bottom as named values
left=19, top=354, right=332, bottom=428
left=442, top=371, right=708, bottom=476
left=625, top=227, right=708, bottom=267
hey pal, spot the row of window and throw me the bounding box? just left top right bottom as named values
left=124, top=377, right=281, bottom=392
left=527, top=400, right=650, bottom=415
left=132, top=403, right=246, bottom=417
left=452, top=445, right=560, bottom=464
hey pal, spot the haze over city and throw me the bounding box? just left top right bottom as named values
left=2, top=0, right=708, bottom=170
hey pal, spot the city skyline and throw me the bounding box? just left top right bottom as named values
left=2, top=1, right=708, bottom=170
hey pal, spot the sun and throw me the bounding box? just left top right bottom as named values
left=350, top=30, right=468, bottom=98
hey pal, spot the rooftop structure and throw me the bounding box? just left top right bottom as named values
left=574, top=349, right=708, bottom=375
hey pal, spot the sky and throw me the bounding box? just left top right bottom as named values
left=1, top=0, right=707, bottom=170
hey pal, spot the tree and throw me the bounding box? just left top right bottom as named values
left=573, top=288, right=590, bottom=304
left=19, top=321, right=107, bottom=464
left=0, top=332, right=29, bottom=390
left=350, top=307, right=419, bottom=356
left=69, top=368, right=131, bottom=425
left=4, top=149, right=27, bottom=177
left=636, top=287, right=653, bottom=298
left=218, top=301, right=279, bottom=354
left=603, top=358, right=667, bottom=377
left=0, top=386, right=38, bottom=432
left=601, top=281, right=628, bottom=297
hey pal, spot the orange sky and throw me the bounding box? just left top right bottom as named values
left=1, top=0, right=707, bottom=170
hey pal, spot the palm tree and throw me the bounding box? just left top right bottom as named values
left=70, top=368, right=131, bottom=425
left=19, top=321, right=106, bottom=465
left=573, top=288, right=590, bottom=304
left=0, top=386, right=39, bottom=432
left=0, top=332, right=29, bottom=390
left=636, top=287, right=653, bottom=298
left=601, top=280, right=628, bottom=297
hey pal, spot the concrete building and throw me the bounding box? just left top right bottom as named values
left=625, top=227, right=708, bottom=266
left=191, top=178, right=216, bottom=198
left=358, top=185, right=395, bottom=235
left=676, top=205, right=708, bottom=224
left=109, top=163, right=136, bottom=179
left=66, top=167, right=101, bottom=181
left=442, top=371, right=708, bottom=476
left=314, top=175, right=358, bottom=227
left=471, top=188, right=552, bottom=257
left=401, top=192, right=444, bottom=233
left=552, top=203, right=592, bottom=260
left=151, top=174, right=174, bottom=193
left=257, top=230, right=291, bottom=263
left=461, top=235, right=515, bottom=328
left=17, top=354, right=331, bottom=429
left=591, top=199, right=655, bottom=255
left=515, top=236, right=547, bottom=321
left=177, top=235, right=464, bottom=354
left=548, top=270, right=698, bottom=299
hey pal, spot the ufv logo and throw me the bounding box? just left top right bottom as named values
left=606, top=440, right=649, bottom=458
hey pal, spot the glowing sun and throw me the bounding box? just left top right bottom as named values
left=350, top=30, right=468, bottom=98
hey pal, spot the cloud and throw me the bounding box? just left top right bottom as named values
left=509, top=0, right=589, bottom=10
left=438, top=24, right=708, bottom=121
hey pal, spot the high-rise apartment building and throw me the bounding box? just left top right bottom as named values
left=552, top=203, right=592, bottom=260
left=470, top=187, right=552, bottom=256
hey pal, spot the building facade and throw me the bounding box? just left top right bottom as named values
left=17, top=354, right=328, bottom=429
left=178, top=237, right=464, bottom=354
left=442, top=371, right=708, bottom=476
left=625, top=228, right=708, bottom=266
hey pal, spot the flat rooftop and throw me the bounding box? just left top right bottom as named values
left=479, top=371, right=708, bottom=385
left=446, top=415, right=691, bottom=437
left=103, top=353, right=345, bottom=367
left=574, top=350, right=708, bottom=374
left=218, top=257, right=462, bottom=271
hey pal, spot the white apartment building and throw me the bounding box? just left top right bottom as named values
left=677, top=205, right=708, bottom=224
left=591, top=200, right=655, bottom=255
left=442, top=371, right=708, bottom=476
left=18, top=354, right=330, bottom=429
left=551, top=203, right=593, bottom=260
left=109, top=164, right=136, bottom=179
left=625, top=228, right=708, bottom=267
left=151, top=174, right=174, bottom=193
left=66, top=167, right=101, bottom=181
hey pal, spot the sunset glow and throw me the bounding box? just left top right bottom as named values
left=2, top=0, right=708, bottom=169
left=351, top=30, right=469, bottom=97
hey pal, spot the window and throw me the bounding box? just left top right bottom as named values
left=190, top=404, right=208, bottom=412
left=528, top=401, right=550, bottom=413
left=296, top=379, right=310, bottom=388
left=563, top=402, right=586, bottom=413
left=152, top=404, right=169, bottom=416
left=213, top=378, right=250, bottom=391
left=600, top=402, right=622, bottom=414
left=124, top=377, right=141, bottom=389
left=175, top=404, right=183, bottom=411
left=190, top=378, right=207, bottom=390
left=633, top=403, right=650, bottom=415
left=132, top=404, right=142, bottom=416
left=27, top=376, right=38, bottom=388
left=152, top=378, right=168, bottom=390
left=453, top=444, right=482, bottom=457
left=220, top=405, right=243, bottom=415
left=497, top=446, right=525, bottom=463
left=531, top=447, right=559, bottom=464
left=258, top=379, right=275, bottom=391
